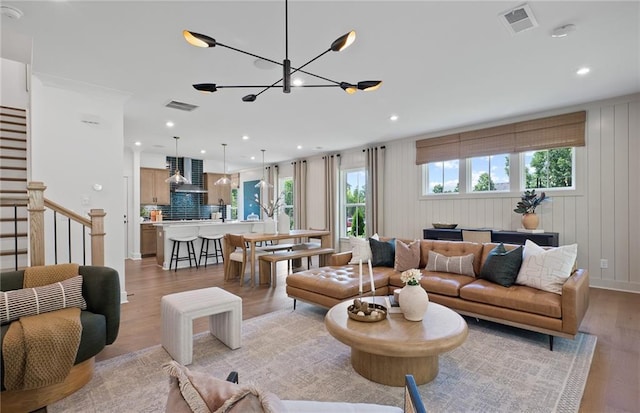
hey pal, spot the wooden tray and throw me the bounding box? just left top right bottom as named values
left=432, top=223, right=457, bottom=229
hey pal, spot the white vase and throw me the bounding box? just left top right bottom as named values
left=277, top=212, right=290, bottom=234
left=398, top=284, right=429, bottom=321
left=263, top=218, right=276, bottom=233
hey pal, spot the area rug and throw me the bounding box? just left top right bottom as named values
left=49, top=305, right=596, bottom=413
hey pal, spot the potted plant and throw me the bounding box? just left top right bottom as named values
left=514, top=190, right=547, bottom=230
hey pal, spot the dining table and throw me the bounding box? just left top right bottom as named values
left=242, top=229, right=331, bottom=286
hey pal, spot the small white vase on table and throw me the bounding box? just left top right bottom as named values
left=399, top=269, right=429, bottom=321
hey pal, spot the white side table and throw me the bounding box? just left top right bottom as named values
left=161, top=287, right=242, bottom=365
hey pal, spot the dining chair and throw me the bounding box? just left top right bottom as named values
left=461, top=229, right=492, bottom=243
left=223, top=234, right=267, bottom=286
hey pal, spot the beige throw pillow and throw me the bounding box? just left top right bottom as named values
left=516, top=240, right=577, bottom=294
left=164, top=361, right=287, bottom=413
left=394, top=240, right=421, bottom=272
left=425, top=251, right=476, bottom=277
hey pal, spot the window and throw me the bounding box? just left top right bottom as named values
left=423, top=161, right=459, bottom=194
left=229, top=188, right=238, bottom=220
left=523, top=147, right=574, bottom=190
left=469, top=154, right=510, bottom=192
left=342, top=169, right=366, bottom=237
left=279, top=177, right=294, bottom=229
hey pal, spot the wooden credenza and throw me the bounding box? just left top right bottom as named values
left=423, top=228, right=559, bottom=247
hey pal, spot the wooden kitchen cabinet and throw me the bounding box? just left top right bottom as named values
left=140, top=168, right=170, bottom=205
left=203, top=173, right=231, bottom=205
left=140, top=224, right=157, bottom=257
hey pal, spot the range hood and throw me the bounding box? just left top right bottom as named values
left=173, top=158, right=208, bottom=193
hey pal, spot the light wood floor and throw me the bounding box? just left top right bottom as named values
left=101, top=257, right=639, bottom=412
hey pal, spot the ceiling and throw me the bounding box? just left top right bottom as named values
left=1, top=1, right=638, bottom=172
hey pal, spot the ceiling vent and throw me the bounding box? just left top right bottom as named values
left=499, top=4, right=538, bottom=35
left=165, top=100, right=199, bottom=112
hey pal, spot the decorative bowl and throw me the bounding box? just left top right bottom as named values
left=432, top=223, right=458, bottom=229
left=347, top=303, right=388, bottom=323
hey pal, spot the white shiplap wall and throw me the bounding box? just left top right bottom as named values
left=376, top=94, right=639, bottom=293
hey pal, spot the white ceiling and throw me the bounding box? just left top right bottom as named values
left=2, top=1, right=639, bottom=171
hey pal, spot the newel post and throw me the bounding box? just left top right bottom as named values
left=27, top=181, right=47, bottom=266
left=89, top=209, right=106, bottom=266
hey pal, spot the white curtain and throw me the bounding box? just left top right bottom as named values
left=324, top=154, right=339, bottom=248
left=292, top=160, right=307, bottom=230
left=365, top=146, right=385, bottom=237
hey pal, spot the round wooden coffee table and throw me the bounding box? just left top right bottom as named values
left=325, top=299, right=468, bottom=386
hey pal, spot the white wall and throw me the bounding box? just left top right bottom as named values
left=1, top=58, right=29, bottom=109
left=30, top=73, right=130, bottom=301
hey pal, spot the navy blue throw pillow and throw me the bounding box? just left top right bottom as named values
left=480, top=243, right=523, bottom=287
left=369, top=238, right=396, bottom=267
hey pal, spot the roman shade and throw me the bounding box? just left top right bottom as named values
left=415, top=111, right=586, bottom=165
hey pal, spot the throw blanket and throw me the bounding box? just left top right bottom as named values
left=3, top=307, right=82, bottom=390
left=23, top=263, right=79, bottom=288
left=2, top=263, right=82, bottom=391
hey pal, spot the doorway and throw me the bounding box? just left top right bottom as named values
left=123, top=176, right=129, bottom=258
left=243, top=180, right=260, bottom=219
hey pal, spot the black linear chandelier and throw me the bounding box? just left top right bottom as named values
left=183, top=0, right=382, bottom=102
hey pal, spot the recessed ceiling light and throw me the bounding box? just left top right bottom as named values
left=1, top=5, right=23, bottom=20
left=551, top=24, right=576, bottom=38
left=576, top=67, right=590, bottom=75
left=200, top=149, right=206, bottom=154
left=390, top=114, right=399, bottom=121
left=242, top=135, right=249, bottom=140
left=292, top=78, right=304, bottom=87
left=134, top=141, right=142, bottom=146
left=166, top=121, right=174, bottom=128
left=250, top=156, right=255, bottom=160
left=297, top=145, right=302, bottom=149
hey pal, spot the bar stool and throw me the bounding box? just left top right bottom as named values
left=169, top=236, right=199, bottom=272
left=199, top=234, right=224, bottom=267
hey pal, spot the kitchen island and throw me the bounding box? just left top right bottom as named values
left=153, top=220, right=265, bottom=270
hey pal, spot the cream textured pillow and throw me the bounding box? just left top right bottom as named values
left=164, top=361, right=287, bottom=413
left=425, top=251, right=476, bottom=277
left=394, top=240, right=421, bottom=272
left=516, top=240, right=577, bottom=294
left=348, top=233, right=379, bottom=264
left=0, top=275, right=86, bottom=325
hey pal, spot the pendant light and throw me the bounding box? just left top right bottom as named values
left=214, top=143, right=231, bottom=185
left=255, top=149, right=273, bottom=188
left=166, top=136, right=191, bottom=184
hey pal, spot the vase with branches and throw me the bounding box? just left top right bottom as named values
left=255, top=192, right=284, bottom=218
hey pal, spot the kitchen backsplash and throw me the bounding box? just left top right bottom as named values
left=142, top=157, right=220, bottom=220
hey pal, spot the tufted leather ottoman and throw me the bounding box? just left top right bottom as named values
left=286, top=265, right=395, bottom=309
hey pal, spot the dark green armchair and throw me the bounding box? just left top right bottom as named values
left=0, top=265, right=121, bottom=411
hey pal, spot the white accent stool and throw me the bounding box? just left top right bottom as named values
left=161, top=287, right=242, bottom=365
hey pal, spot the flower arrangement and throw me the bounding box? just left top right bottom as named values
left=400, top=268, right=422, bottom=286
left=254, top=192, right=284, bottom=218
left=513, top=189, right=547, bottom=214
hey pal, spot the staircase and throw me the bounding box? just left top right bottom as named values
left=0, top=105, right=28, bottom=271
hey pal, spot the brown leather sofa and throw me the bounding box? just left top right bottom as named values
left=286, top=239, right=590, bottom=349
